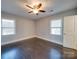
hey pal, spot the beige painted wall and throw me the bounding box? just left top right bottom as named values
left=1, top=9, right=77, bottom=49
left=36, top=9, right=77, bottom=46
left=1, top=12, right=35, bottom=44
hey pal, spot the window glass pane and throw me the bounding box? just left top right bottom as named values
left=51, top=19, right=62, bottom=27
left=2, top=19, right=15, bottom=27
left=2, top=28, right=15, bottom=35
left=51, top=28, right=62, bottom=35
left=1, top=19, right=15, bottom=35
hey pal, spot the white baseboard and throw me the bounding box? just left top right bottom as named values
left=1, top=35, right=36, bottom=46
left=1, top=35, right=63, bottom=46
left=36, top=35, right=63, bottom=45
left=2, top=35, right=76, bottom=50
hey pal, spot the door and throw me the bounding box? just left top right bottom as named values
left=63, top=15, right=77, bottom=49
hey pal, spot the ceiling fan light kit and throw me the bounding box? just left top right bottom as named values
left=33, top=9, right=39, bottom=14
left=26, top=3, right=46, bottom=15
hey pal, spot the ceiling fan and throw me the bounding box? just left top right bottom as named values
left=26, top=3, right=46, bottom=15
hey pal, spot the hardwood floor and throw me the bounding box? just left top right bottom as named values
left=1, top=37, right=77, bottom=59
left=63, top=47, right=77, bottom=59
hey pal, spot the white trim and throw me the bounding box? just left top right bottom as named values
left=36, top=35, right=63, bottom=45
left=1, top=35, right=36, bottom=46
left=36, top=36, right=77, bottom=49
left=1, top=35, right=63, bottom=46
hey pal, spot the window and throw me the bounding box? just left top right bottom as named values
left=50, top=19, right=62, bottom=35
left=1, top=19, right=15, bottom=35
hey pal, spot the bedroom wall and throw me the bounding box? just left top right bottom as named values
left=1, top=8, right=77, bottom=49
left=1, top=12, right=35, bottom=45
left=36, top=9, right=77, bottom=45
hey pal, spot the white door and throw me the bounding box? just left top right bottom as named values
left=73, top=15, right=77, bottom=49
left=63, top=15, right=77, bottom=49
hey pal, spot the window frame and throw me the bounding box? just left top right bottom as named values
left=50, top=19, right=63, bottom=35
left=1, top=19, right=16, bottom=35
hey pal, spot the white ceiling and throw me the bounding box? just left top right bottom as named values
left=1, top=0, right=77, bottom=20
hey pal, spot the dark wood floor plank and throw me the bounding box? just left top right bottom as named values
left=1, top=38, right=77, bottom=59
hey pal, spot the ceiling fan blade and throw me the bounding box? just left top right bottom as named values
left=26, top=5, right=33, bottom=9
left=39, top=10, right=46, bottom=12
left=37, top=3, right=42, bottom=9
left=28, top=11, right=33, bottom=13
